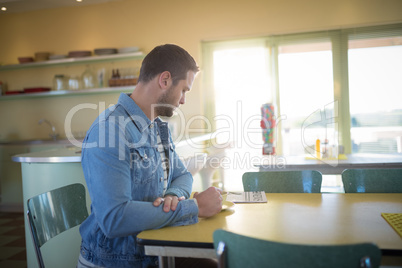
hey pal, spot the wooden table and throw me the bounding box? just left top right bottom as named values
left=137, top=193, right=402, bottom=267
left=257, top=153, right=402, bottom=174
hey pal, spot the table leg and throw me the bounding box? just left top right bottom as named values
left=158, top=256, right=175, bottom=268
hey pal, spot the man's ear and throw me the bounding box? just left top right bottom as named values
left=158, top=71, right=172, bottom=90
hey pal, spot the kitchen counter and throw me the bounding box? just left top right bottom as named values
left=12, top=147, right=81, bottom=163
left=12, top=147, right=87, bottom=268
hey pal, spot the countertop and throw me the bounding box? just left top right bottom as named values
left=12, top=147, right=81, bottom=163
left=0, top=138, right=82, bottom=146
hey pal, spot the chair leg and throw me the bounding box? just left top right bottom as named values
left=216, top=241, right=226, bottom=268
left=27, top=210, right=45, bottom=268
left=158, top=256, right=175, bottom=268
left=360, top=256, right=373, bottom=268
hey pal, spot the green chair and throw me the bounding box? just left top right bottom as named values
left=27, top=183, right=89, bottom=268
left=342, top=168, right=402, bottom=193
left=213, top=229, right=381, bottom=268
left=242, top=170, right=322, bottom=193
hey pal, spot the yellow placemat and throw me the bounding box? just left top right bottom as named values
left=382, top=213, right=402, bottom=237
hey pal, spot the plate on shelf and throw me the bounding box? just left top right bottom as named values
left=24, top=87, right=51, bottom=93
left=94, top=48, right=117, bottom=55
left=118, top=46, right=140, bottom=54
left=5, top=90, right=24, bottom=95
left=68, top=50, right=92, bottom=58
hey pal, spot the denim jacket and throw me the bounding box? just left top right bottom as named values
left=79, top=93, right=199, bottom=268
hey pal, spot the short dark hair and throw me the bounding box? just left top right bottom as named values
left=138, top=44, right=199, bottom=85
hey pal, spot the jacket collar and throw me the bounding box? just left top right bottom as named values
left=118, top=93, right=162, bottom=133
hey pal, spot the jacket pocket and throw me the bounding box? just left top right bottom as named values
left=130, top=147, right=158, bottom=184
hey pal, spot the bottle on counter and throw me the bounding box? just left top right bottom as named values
left=316, top=138, right=321, bottom=159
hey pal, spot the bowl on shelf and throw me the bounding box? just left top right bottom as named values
left=34, top=52, right=50, bottom=62
left=49, top=54, right=67, bottom=60
left=68, top=50, right=92, bottom=58
left=18, top=57, right=34, bottom=64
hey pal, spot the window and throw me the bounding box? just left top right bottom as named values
left=213, top=45, right=270, bottom=152
left=348, top=36, right=402, bottom=153
left=202, top=23, right=402, bottom=157
left=277, top=41, right=335, bottom=156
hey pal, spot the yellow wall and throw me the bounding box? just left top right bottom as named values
left=0, top=0, right=401, bottom=141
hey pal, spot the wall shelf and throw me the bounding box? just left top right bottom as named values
left=0, top=86, right=135, bottom=101
left=0, top=52, right=145, bottom=71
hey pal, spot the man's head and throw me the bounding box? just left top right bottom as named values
left=155, top=70, right=195, bottom=117
left=138, top=44, right=199, bottom=86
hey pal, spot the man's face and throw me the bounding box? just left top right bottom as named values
left=156, top=71, right=196, bottom=117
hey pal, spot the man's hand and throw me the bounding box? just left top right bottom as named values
left=153, top=195, right=185, bottom=212
left=193, top=187, right=223, bottom=218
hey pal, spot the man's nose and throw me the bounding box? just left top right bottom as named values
left=179, top=95, right=186, bottom=105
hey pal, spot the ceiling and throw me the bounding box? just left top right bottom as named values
left=0, top=0, right=120, bottom=13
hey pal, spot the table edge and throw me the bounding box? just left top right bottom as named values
left=136, top=237, right=213, bottom=249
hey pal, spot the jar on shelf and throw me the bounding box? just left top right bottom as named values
left=81, top=66, right=97, bottom=89
left=52, top=74, right=67, bottom=91
left=68, top=75, right=81, bottom=90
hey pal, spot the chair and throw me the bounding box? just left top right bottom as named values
left=27, top=183, right=89, bottom=268
left=342, top=168, right=402, bottom=193
left=242, top=170, right=322, bottom=193
left=213, top=229, right=381, bottom=268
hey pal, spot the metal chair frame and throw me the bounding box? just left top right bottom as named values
left=27, top=183, right=88, bottom=268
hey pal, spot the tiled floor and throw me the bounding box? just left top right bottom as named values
left=0, top=212, right=27, bottom=268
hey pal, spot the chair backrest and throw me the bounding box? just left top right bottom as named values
left=213, top=229, right=381, bottom=268
left=342, top=168, right=402, bottom=193
left=27, top=183, right=89, bottom=268
left=242, top=170, right=322, bottom=193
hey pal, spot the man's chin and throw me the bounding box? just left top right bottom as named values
left=167, top=107, right=178, bottom=117
left=160, top=109, right=175, bottom=117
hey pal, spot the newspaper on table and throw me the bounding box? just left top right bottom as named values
left=225, top=191, right=267, bottom=203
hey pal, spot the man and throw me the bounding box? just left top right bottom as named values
left=78, top=44, right=222, bottom=268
